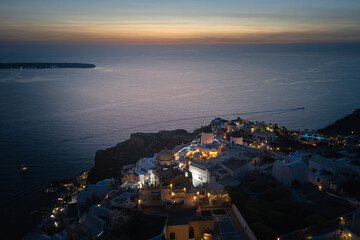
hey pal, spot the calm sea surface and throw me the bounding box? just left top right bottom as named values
left=0, top=44, right=360, bottom=238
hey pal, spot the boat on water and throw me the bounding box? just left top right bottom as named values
left=20, top=164, right=29, bottom=175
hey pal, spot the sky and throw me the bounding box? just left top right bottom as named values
left=1, top=0, right=360, bottom=45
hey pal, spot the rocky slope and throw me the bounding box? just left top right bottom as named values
left=318, top=109, right=360, bottom=136
left=87, top=129, right=196, bottom=183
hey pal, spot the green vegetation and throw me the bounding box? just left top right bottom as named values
left=259, top=125, right=269, bottom=132
left=227, top=173, right=354, bottom=240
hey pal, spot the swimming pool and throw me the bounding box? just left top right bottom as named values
left=301, top=134, right=326, bottom=140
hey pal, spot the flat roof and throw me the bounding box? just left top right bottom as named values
left=309, top=154, right=339, bottom=169
left=217, top=167, right=228, bottom=175
left=222, top=159, right=248, bottom=170
left=218, top=177, right=241, bottom=187
left=217, top=216, right=238, bottom=235
left=166, top=208, right=214, bottom=225
left=154, top=168, right=182, bottom=179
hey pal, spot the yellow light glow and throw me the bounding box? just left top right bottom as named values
left=171, top=192, right=175, bottom=196
left=319, top=186, right=322, bottom=191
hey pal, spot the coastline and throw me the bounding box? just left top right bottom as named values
left=21, top=109, right=360, bottom=239
left=0, top=63, right=96, bottom=69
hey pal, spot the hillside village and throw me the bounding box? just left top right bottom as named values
left=24, top=113, right=360, bottom=240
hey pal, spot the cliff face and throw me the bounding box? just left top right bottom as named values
left=318, top=109, right=360, bottom=136
left=87, top=129, right=195, bottom=183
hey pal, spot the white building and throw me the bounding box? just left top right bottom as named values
left=273, top=160, right=308, bottom=186
left=154, top=149, right=175, bottom=167
left=111, top=192, right=132, bottom=209
left=252, top=131, right=276, bottom=142
left=219, top=158, right=250, bottom=181
left=211, top=118, right=228, bottom=131
left=285, top=152, right=304, bottom=162
left=189, top=161, right=211, bottom=187
left=87, top=179, right=112, bottom=200
left=230, top=132, right=243, bottom=146
left=308, top=154, right=339, bottom=188
left=201, top=128, right=214, bottom=144
left=189, top=155, right=252, bottom=187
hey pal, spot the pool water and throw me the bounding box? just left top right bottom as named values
left=301, top=134, right=326, bottom=140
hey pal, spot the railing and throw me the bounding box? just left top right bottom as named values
left=231, top=204, right=258, bottom=240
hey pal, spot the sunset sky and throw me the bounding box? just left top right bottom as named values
left=1, top=0, right=360, bottom=45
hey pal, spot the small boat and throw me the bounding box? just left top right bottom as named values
left=20, top=164, right=29, bottom=175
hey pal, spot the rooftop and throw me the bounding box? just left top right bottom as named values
left=154, top=168, right=182, bottom=179
left=166, top=207, right=214, bottom=225
left=105, top=213, right=167, bottom=240
left=222, top=158, right=248, bottom=170
left=227, top=144, right=262, bottom=154
left=309, top=154, right=339, bottom=169
left=156, top=149, right=175, bottom=161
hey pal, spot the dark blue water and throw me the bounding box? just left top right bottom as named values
left=1, top=44, right=360, bottom=239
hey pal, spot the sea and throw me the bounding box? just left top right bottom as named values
left=0, top=43, right=360, bottom=239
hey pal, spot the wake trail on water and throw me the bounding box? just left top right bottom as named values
left=53, top=107, right=305, bottom=144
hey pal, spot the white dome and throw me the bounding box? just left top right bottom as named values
left=155, top=149, right=175, bottom=167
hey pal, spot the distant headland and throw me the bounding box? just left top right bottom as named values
left=0, top=62, right=96, bottom=69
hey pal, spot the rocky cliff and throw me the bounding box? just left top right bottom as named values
left=318, top=109, right=360, bottom=136
left=87, top=129, right=196, bottom=183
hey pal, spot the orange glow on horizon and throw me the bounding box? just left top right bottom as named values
left=2, top=21, right=360, bottom=45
